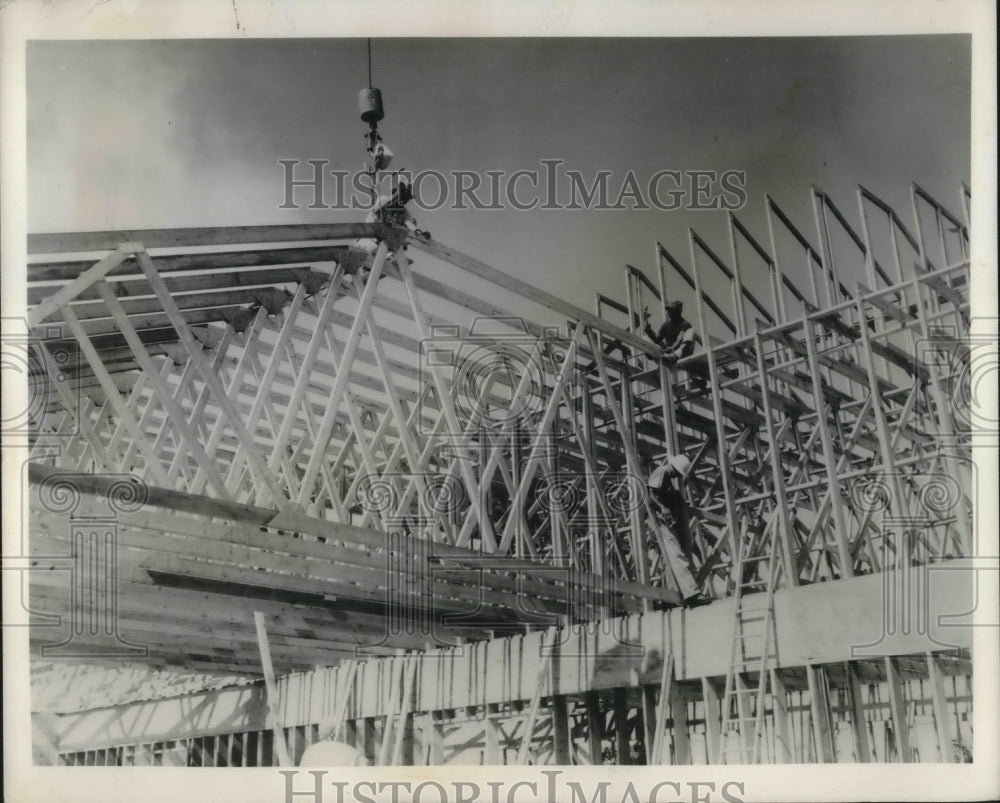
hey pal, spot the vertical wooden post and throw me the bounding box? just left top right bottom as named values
left=641, top=686, right=658, bottom=765
left=769, top=670, right=794, bottom=764
left=485, top=705, right=502, bottom=764
left=806, top=664, right=836, bottom=763
left=585, top=692, right=603, bottom=765
left=845, top=661, right=872, bottom=762
left=883, top=657, right=912, bottom=762
left=670, top=682, right=691, bottom=765
left=613, top=687, right=630, bottom=765
left=423, top=712, right=444, bottom=765
left=253, top=612, right=292, bottom=767
left=701, top=677, right=723, bottom=765
left=552, top=695, right=572, bottom=765
left=927, top=653, right=955, bottom=762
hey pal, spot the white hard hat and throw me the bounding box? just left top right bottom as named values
left=298, top=740, right=365, bottom=766
left=665, top=454, right=692, bottom=478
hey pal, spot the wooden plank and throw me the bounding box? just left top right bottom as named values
left=585, top=692, right=603, bottom=765
left=409, top=234, right=659, bottom=357
left=845, top=661, right=872, bottom=762
left=641, top=686, right=658, bottom=766
left=28, top=247, right=348, bottom=285
left=253, top=612, right=292, bottom=767
left=390, top=656, right=418, bottom=766
left=927, top=653, right=955, bottom=762
left=806, top=664, right=835, bottom=762
left=29, top=223, right=377, bottom=255
left=484, top=706, right=502, bottom=764
left=376, top=656, right=404, bottom=767
left=516, top=627, right=557, bottom=764
left=650, top=653, right=674, bottom=764
left=613, top=688, right=630, bottom=765
left=552, top=695, right=571, bottom=765
left=670, top=678, right=692, bottom=764
left=884, top=657, right=913, bottom=762
left=701, top=677, right=723, bottom=764
left=768, top=669, right=794, bottom=763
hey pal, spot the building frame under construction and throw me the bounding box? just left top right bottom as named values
left=24, top=181, right=976, bottom=767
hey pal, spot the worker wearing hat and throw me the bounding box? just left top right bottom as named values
left=349, top=179, right=431, bottom=275
left=647, top=452, right=707, bottom=604
left=643, top=301, right=709, bottom=390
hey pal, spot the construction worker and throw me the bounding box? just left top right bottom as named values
left=643, top=301, right=709, bottom=391
left=349, top=179, right=431, bottom=275
left=646, top=453, right=709, bottom=605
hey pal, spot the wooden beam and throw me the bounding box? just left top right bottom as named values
left=845, top=660, right=872, bottom=762
left=28, top=223, right=378, bottom=255
left=408, top=233, right=659, bottom=358
left=253, top=612, right=292, bottom=767
left=927, top=652, right=955, bottom=762
left=551, top=695, right=571, bottom=765
left=806, top=664, right=835, bottom=762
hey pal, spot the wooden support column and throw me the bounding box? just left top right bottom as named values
left=552, top=695, right=572, bottom=765
left=845, top=661, right=872, bottom=762
left=484, top=705, right=502, bottom=764
left=701, top=677, right=723, bottom=765
left=641, top=685, right=658, bottom=765
left=670, top=681, right=691, bottom=765
left=927, top=653, right=955, bottom=762
left=613, top=687, right=630, bottom=765
left=423, top=712, right=444, bottom=765
left=884, top=657, right=913, bottom=762
left=769, top=669, right=794, bottom=764
left=585, top=692, right=603, bottom=765
left=806, top=664, right=836, bottom=763
left=253, top=612, right=292, bottom=767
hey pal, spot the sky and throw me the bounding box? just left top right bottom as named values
left=26, top=36, right=971, bottom=326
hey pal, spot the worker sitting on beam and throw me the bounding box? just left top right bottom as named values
left=643, top=301, right=709, bottom=391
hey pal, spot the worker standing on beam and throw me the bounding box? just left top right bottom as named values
left=643, top=301, right=709, bottom=391
left=646, top=453, right=709, bottom=606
